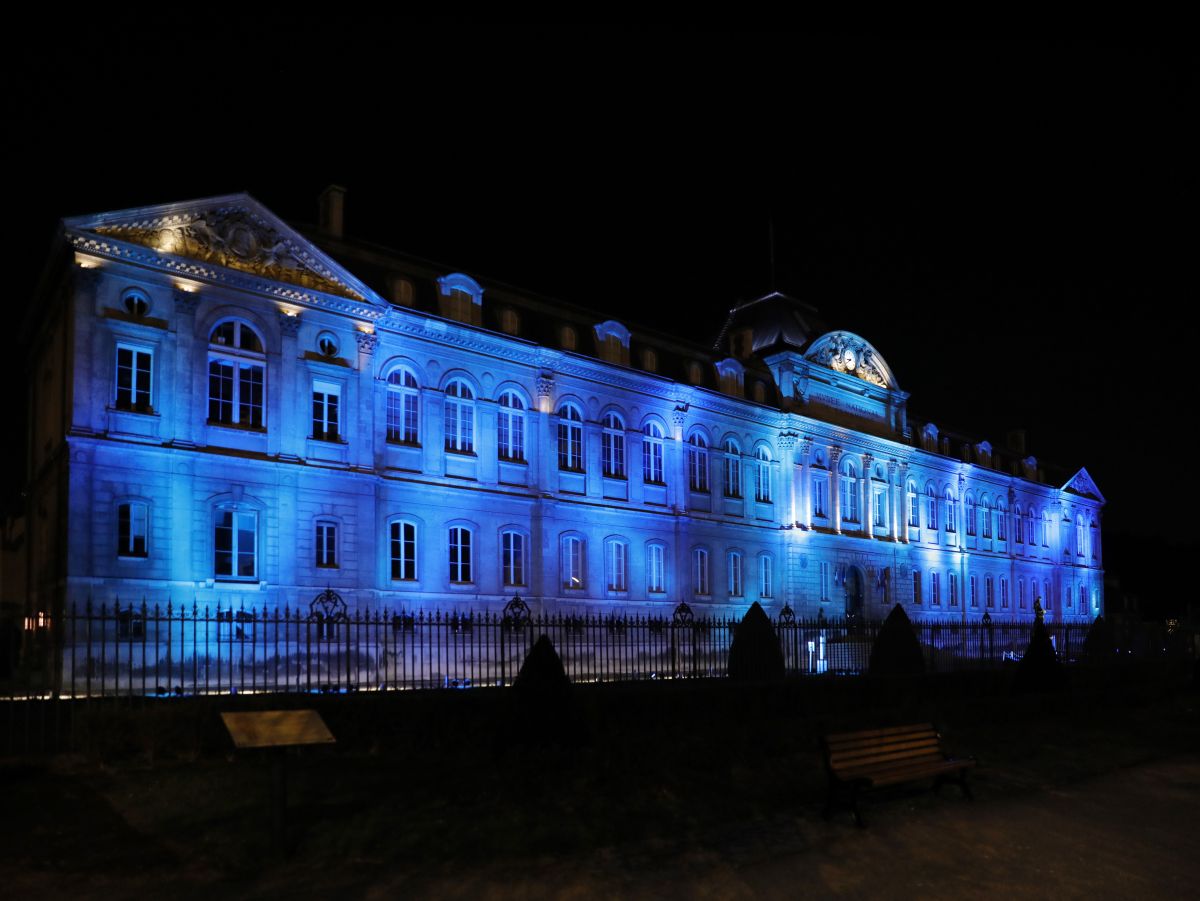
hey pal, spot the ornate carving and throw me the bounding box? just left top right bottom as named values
left=777, top=431, right=799, bottom=450
left=73, top=262, right=102, bottom=289
left=355, top=331, right=378, bottom=355
left=804, top=331, right=889, bottom=388
left=829, top=446, right=843, bottom=465
left=93, top=206, right=365, bottom=301
left=671, top=404, right=689, bottom=431
left=278, top=312, right=301, bottom=336
left=536, top=373, right=555, bottom=399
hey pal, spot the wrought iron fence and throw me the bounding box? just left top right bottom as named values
left=5, top=593, right=1099, bottom=700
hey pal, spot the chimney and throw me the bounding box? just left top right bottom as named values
left=1005, top=429, right=1027, bottom=456
left=318, top=184, right=346, bottom=238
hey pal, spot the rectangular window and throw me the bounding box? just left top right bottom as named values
left=608, top=542, right=627, bottom=591
left=390, top=521, right=417, bottom=581
left=986, top=576, right=995, bottom=608
left=966, top=502, right=977, bottom=536
left=820, top=561, right=830, bottom=601
left=386, top=390, right=420, bottom=445
left=117, top=501, right=148, bottom=558
left=949, top=571, right=958, bottom=607
left=1001, top=577, right=1009, bottom=609
left=115, top=345, right=152, bottom=412
left=315, top=520, right=337, bottom=568
left=208, top=360, right=264, bottom=428
left=498, top=408, right=525, bottom=461
left=312, top=380, right=341, bottom=442
left=913, top=569, right=922, bottom=605
left=970, top=575, right=978, bottom=608
left=642, top=438, right=664, bottom=484
left=931, top=572, right=940, bottom=606
left=760, top=555, right=773, bottom=599
left=558, top=420, right=583, bottom=471
left=945, top=500, right=956, bottom=533
left=873, top=489, right=885, bottom=527
left=647, top=544, right=666, bottom=593
left=998, top=512, right=1007, bottom=541
left=502, top=531, right=526, bottom=586
left=728, top=551, right=743, bottom=597
left=602, top=428, right=625, bottom=477
left=688, top=447, right=709, bottom=491
left=1018, top=579, right=1026, bottom=610
left=813, top=478, right=827, bottom=517
left=214, top=509, right=256, bottom=580
left=982, top=510, right=992, bottom=539
left=724, top=455, right=741, bottom=498
left=908, top=491, right=919, bottom=528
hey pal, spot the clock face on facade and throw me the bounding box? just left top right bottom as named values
left=842, top=348, right=857, bottom=371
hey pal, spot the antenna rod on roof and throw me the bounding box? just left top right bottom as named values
left=768, top=215, right=776, bottom=292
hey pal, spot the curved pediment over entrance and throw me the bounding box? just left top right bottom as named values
left=803, top=331, right=899, bottom=391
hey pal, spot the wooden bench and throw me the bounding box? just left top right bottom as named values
left=821, top=723, right=976, bottom=827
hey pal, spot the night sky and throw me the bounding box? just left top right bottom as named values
left=7, top=23, right=1192, bottom=612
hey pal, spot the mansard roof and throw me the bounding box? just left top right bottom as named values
left=714, top=291, right=827, bottom=355
left=62, top=193, right=386, bottom=309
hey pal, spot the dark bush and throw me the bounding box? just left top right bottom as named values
left=1013, top=617, right=1065, bottom=694
left=507, top=634, right=585, bottom=750
left=514, top=634, right=570, bottom=696
left=727, top=602, right=785, bottom=681
left=868, top=603, right=925, bottom=677
left=1083, top=615, right=1116, bottom=664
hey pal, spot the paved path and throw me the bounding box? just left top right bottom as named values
left=366, top=754, right=1200, bottom=900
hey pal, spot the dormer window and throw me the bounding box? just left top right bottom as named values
left=388, top=275, right=415, bottom=307
left=686, top=361, right=703, bottom=385
left=642, top=348, right=658, bottom=372
left=560, top=326, right=578, bottom=351
left=714, top=358, right=745, bottom=397
left=436, top=273, right=483, bottom=326
left=499, top=308, right=520, bottom=336
left=593, top=320, right=631, bottom=366
left=731, top=327, right=754, bottom=359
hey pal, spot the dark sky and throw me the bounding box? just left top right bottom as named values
left=8, top=22, right=1193, bottom=604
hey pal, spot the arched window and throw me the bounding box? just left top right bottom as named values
left=965, top=494, right=977, bottom=536
left=912, top=569, right=922, bottom=605
left=997, top=501, right=1008, bottom=541
left=386, top=367, right=420, bottom=445
left=501, top=529, right=526, bottom=586
left=602, top=412, right=626, bottom=477
left=643, top=421, right=665, bottom=484
left=562, top=535, right=584, bottom=589
left=687, top=433, right=709, bottom=492
left=907, top=480, right=920, bottom=530
left=926, top=485, right=937, bottom=532
left=840, top=460, right=857, bottom=521
left=558, top=403, right=584, bottom=471
left=970, top=575, right=978, bottom=608
left=931, top=571, right=940, bottom=606
left=214, top=504, right=257, bottom=580
left=1001, top=577, right=1009, bottom=609
left=497, top=391, right=526, bottom=461
left=208, top=320, right=265, bottom=428
left=444, top=379, right=475, bottom=453
left=606, top=538, right=628, bottom=592
left=692, top=547, right=710, bottom=596
left=949, top=572, right=959, bottom=607
left=759, top=554, right=773, bottom=599
left=944, top=489, right=956, bottom=533
left=448, top=526, right=472, bottom=582
left=1028, top=511, right=1036, bottom=545
left=1042, top=511, right=1051, bottom=547
left=1014, top=505, right=1024, bottom=545
left=1076, top=514, right=1086, bottom=558
left=389, top=520, right=417, bottom=581
left=981, top=500, right=993, bottom=538
left=723, top=439, right=742, bottom=497
left=728, top=550, right=744, bottom=597
left=755, top=447, right=772, bottom=502
left=647, top=542, right=667, bottom=594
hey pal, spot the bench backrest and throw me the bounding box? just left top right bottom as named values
left=824, top=723, right=943, bottom=773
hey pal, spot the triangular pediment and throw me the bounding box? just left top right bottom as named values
left=64, top=193, right=381, bottom=305
left=1062, top=467, right=1105, bottom=504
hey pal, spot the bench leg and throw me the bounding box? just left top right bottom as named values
left=958, top=770, right=974, bottom=801
left=851, top=785, right=866, bottom=829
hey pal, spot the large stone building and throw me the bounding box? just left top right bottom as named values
left=22, top=190, right=1104, bottom=627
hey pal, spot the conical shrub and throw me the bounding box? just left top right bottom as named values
left=1013, top=616, right=1064, bottom=694
left=868, top=603, right=926, bottom=677
left=514, top=634, right=570, bottom=696
left=727, top=601, right=785, bottom=681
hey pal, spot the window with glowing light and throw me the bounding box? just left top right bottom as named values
left=562, top=535, right=584, bottom=589
left=840, top=460, right=858, bottom=521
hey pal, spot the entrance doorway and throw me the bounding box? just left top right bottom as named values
left=844, top=565, right=865, bottom=621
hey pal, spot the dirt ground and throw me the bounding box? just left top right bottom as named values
left=2, top=682, right=1198, bottom=899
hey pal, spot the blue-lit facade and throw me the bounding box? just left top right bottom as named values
left=25, top=194, right=1104, bottom=625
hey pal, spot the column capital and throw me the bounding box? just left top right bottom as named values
left=355, top=331, right=379, bottom=355
left=829, top=445, right=843, bottom=464
left=777, top=431, right=799, bottom=450
left=277, top=311, right=301, bottom=336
